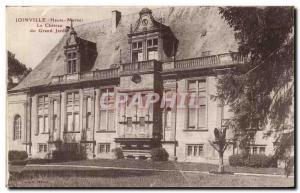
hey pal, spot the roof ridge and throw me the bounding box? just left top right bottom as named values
left=73, top=6, right=173, bottom=29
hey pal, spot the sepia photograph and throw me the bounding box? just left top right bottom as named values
left=6, top=6, right=295, bottom=188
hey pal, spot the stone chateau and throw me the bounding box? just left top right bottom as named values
left=7, top=7, right=274, bottom=163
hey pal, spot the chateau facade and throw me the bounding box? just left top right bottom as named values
left=7, top=7, right=274, bottom=163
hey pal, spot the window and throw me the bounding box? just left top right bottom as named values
left=38, top=143, right=47, bottom=153
left=233, top=143, right=238, bottom=155
left=66, top=92, right=80, bottom=132
left=99, top=88, right=115, bottom=131
left=107, top=110, right=115, bottom=131
left=187, top=79, right=207, bottom=130
left=132, top=41, right=142, bottom=49
left=140, top=117, right=145, bottom=127
left=246, top=145, right=266, bottom=155
left=38, top=115, right=48, bottom=133
left=53, top=100, right=58, bottom=132
left=98, top=143, right=110, bottom=154
left=67, top=51, right=78, bottom=74
left=38, top=116, right=43, bottom=133
left=148, top=49, right=158, bottom=60
left=13, top=115, right=22, bottom=140
left=74, top=113, right=80, bottom=131
left=53, top=115, right=57, bottom=132
left=99, top=144, right=105, bottom=153
left=187, top=146, right=193, bottom=156
left=86, top=112, right=91, bottom=130
left=147, top=38, right=158, bottom=60
left=86, top=97, right=92, bottom=130
left=253, top=147, right=258, bottom=154
left=67, top=114, right=72, bottom=132
left=164, top=108, right=172, bottom=129
left=67, top=113, right=79, bottom=132
left=106, top=145, right=110, bottom=153
left=245, top=147, right=251, bottom=154
left=127, top=117, right=133, bottom=127
left=259, top=147, right=266, bottom=154
left=37, top=95, right=49, bottom=134
left=132, top=41, right=143, bottom=62
left=186, top=144, right=204, bottom=157
left=44, top=116, right=49, bottom=133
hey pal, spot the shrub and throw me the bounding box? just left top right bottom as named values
left=52, top=150, right=86, bottom=161
left=8, top=151, right=28, bottom=161
left=112, top=147, right=124, bottom=159
left=52, top=150, right=65, bottom=161
left=229, top=154, right=277, bottom=168
left=150, top=147, right=169, bottom=161
left=27, top=158, right=52, bottom=164
left=228, top=154, right=244, bottom=167
left=9, top=160, right=27, bottom=166
left=284, top=156, right=294, bottom=177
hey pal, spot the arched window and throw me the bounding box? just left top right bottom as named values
left=13, top=115, right=21, bottom=140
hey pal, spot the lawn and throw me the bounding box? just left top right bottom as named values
left=8, top=159, right=294, bottom=188
left=8, top=169, right=294, bottom=188
left=25, top=158, right=288, bottom=175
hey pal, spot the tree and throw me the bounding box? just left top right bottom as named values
left=7, top=50, right=32, bottom=90
left=209, top=127, right=230, bottom=173
left=273, top=130, right=294, bottom=177
left=217, top=7, right=294, bottom=163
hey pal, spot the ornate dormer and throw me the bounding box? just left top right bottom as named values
left=64, top=20, right=97, bottom=75
left=64, top=21, right=80, bottom=74
left=66, top=21, right=80, bottom=46
left=128, top=8, right=178, bottom=63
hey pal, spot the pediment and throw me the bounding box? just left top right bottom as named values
left=67, top=33, right=79, bottom=46
left=133, top=8, right=166, bottom=34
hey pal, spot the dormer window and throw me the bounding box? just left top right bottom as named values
left=128, top=8, right=178, bottom=63
left=63, top=20, right=97, bottom=75
left=147, top=38, right=158, bottom=60
left=132, top=41, right=143, bottom=62
left=67, top=51, right=78, bottom=74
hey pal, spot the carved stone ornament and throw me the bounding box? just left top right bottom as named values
left=131, top=74, right=142, bottom=84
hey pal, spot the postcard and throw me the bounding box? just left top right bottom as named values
left=6, top=6, right=295, bottom=188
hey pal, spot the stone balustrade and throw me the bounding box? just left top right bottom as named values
left=51, top=52, right=247, bottom=84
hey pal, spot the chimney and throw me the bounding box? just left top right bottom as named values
left=112, top=10, right=121, bottom=33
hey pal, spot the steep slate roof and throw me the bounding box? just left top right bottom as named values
left=11, top=6, right=238, bottom=91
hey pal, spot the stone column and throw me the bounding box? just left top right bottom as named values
left=90, top=94, right=95, bottom=141
left=129, top=37, right=132, bottom=62
left=158, top=33, right=163, bottom=61
left=57, top=96, right=61, bottom=141
left=182, top=80, right=188, bottom=130
left=82, top=95, right=87, bottom=140
left=79, top=89, right=83, bottom=136
left=95, top=88, right=100, bottom=134
left=23, top=101, right=27, bottom=144
left=94, top=88, right=100, bottom=157
left=33, top=96, right=39, bottom=136
left=143, top=36, right=147, bottom=61
left=61, top=91, right=66, bottom=139
left=27, top=97, right=32, bottom=154
left=49, top=97, right=54, bottom=142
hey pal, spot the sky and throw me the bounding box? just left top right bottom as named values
left=6, top=6, right=152, bottom=69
